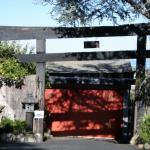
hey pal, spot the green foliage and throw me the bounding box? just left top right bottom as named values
left=37, top=0, right=150, bottom=26
left=139, top=114, right=150, bottom=144
left=0, top=58, right=28, bottom=80
left=0, top=118, right=14, bottom=134
left=0, top=118, right=27, bottom=135
left=13, top=120, right=28, bottom=135
left=0, top=41, right=28, bottom=59
left=0, top=41, right=35, bottom=88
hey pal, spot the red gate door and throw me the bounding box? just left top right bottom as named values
left=45, top=89, right=123, bottom=139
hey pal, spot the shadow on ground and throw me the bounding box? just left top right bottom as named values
left=0, top=143, right=43, bottom=150
left=0, top=138, right=138, bottom=150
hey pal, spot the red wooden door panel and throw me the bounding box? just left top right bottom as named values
left=45, top=89, right=123, bottom=139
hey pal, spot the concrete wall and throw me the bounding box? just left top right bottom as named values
left=0, top=75, right=36, bottom=121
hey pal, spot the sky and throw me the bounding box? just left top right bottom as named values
left=0, top=0, right=59, bottom=27
left=0, top=0, right=150, bottom=68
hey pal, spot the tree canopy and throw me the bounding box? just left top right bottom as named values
left=37, top=0, right=150, bottom=26
left=0, top=41, right=35, bottom=88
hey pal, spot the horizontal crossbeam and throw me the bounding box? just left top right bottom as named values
left=0, top=23, right=150, bottom=40
left=47, top=76, right=135, bottom=89
left=17, top=50, right=150, bottom=62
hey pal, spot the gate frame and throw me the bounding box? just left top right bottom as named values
left=0, top=23, right=149, bottom=141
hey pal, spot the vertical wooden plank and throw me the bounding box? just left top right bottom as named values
left=122, top=89, right=130, bottom=142
left=34, top=39, right=46, bottom=142
left=134, top=36, right=146, bottom=134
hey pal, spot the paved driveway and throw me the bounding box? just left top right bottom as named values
left=0, top=138, right=138, bottom=150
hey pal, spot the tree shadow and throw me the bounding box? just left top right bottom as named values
left=53, top=24, right=149, bottom=38
left=47, top=60, right=133, bottom=74
left=0, top=143, right=44, bottom=150
left=45, top=60, right=133, bottom=141
left=45, top=89, right=124, bottom=140
left=46, top=60, right=134, bottom=89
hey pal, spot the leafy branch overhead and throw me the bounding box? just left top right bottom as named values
left=0, top=41, right=35, bottom=88
left=37, top=0, right=150, bottom=25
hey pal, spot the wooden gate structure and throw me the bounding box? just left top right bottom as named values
left=0, top=23, right=150, bottom=141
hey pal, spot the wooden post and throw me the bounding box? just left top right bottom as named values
left=33, top=39, right=46, bottom=142
left=122, top=89, right=130, bottom=142
left=134, top=35, right=146, bottom=134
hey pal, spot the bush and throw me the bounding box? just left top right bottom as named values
left=13, top=120, right=27, bottom=135
left=138, top=114, right=150, bottom=144
left=0, top=118, right=14, bottom=134
left=0, top=118, right=27, bottom=135
left=0, top=41, right=35, bottom=88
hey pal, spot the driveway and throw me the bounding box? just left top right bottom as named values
left=0, top=138, right=138, bottom=150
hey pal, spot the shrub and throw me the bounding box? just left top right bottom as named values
left=0, top=118, right=27, bottom=135
left=138, top=114, right=150, bottom=144
left=13, top=120, right=27, bottom=135
left=0, top=41, right=35, bottom=88
left=0, top=118, right=14, bottom=134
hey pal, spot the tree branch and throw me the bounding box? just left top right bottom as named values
left=125, top=0, right=150, bottom=19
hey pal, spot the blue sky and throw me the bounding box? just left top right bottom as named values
left=0, top=0, right=148, bottom=26
left=0, top=0, right=150, bottom=68
left=0, top=0, right=59, bottom=26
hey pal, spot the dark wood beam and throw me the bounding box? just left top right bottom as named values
left=145, top=50, right=150, bottom=58
left=48, top=72, right=134, bottom=78
left=17, top=51, right=138, bottom=62
left=0, top=23, right=150, bottom=40
left=134, top=35, right=147, bottom=134
left=17, top=50, right=150, bottom=63
left=47, top=76, right=135, bottom=90
left=48, top=81, right=133, bottom=90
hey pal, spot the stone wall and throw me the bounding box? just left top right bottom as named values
left=130, top=85, right=150, bottom=134
left=0, top=75, right=36, bottom=121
